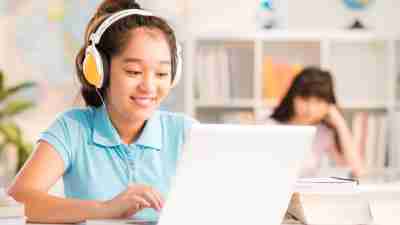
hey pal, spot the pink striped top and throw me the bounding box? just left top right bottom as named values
left=266, top=118, right=336, bottom=177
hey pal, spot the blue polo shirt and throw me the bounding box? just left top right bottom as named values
left=39, top=105, right=196, bottom=220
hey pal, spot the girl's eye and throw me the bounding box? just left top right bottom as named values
left=126, top=71, right=142, bottom=76
left=157, top=73, right=169, bottom=77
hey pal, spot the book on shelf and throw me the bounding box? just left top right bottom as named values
left=351, top=112, right=388, bottom=170
left=195, top=45, right=253, bottom=104
left=284, top=177, right=372, bottom=225
left=228, top=47, right=253, bottom=99
left=390, top=112, right=400, bottom=167
left=375, top=114, right=388, bottom=168
left=365, top=114, right=377, bottom=169
left=217, top=46, right=230, bottom=101
left=196, top=46, right=231, bottom=103
left=262, top=56, right=302, bottom=101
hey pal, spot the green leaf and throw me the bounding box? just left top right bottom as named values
left=0, top=100, right=35, bottom=118
left=0, top=123, right=33, bottom=172
left=0, top=122, right=22, bottom=143
left=0, top=69, right=35, bottom=173
left=0, top=70, right=4, bottom=91
left=0, top=142, right=7, bottom=154
left=0, top=81, right=36, bottom=101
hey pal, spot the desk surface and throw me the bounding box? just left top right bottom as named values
left=27, top=223, right=376, bottom=225
left=26, top=222, right=306, bottom=225
left=27, top=222, right=304, bottom=225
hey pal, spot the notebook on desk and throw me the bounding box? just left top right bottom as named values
left=87, top=124, right=316, bottom=225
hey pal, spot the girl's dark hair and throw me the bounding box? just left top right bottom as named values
left=270, top=66, right=337, bottom=123
left=270, top=66, right=343, bottom=153
left=75, top=0, right=178, bottom=107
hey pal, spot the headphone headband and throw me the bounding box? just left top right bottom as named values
left=90, top=9, right=153, bottom=44
left=83, top=8, right=182, bottom=89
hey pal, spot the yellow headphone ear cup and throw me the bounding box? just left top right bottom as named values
left=83, top=47, right=103, bottom=89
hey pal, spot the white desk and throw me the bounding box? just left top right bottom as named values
left=27, top=221, right=305, bottom=225
left=26, top=223, right=377, bottom=225
left=27, top=222, right=303, bottom=225
left=26, top=181, right=400, bottom=225
left=18, top=223, right=308, bottom=225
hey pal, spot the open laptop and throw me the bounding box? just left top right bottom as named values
left=87, top=124, right=315, bottom=225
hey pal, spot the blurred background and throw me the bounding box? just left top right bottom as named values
left=1, top=0, right=400, bottom=189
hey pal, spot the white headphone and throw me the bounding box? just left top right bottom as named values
left=82, top=9, right=182, bottom=89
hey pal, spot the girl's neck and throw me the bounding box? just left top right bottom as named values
left=106, top=105, right=145, bottom=145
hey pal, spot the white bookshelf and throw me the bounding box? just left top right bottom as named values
left=181, top=29, right=400, bottom=167
left=194, top=99, right=278, bottom=109
left=192, top=29, right=395, bottom=42
left=184, top=29, right=398, bottom=117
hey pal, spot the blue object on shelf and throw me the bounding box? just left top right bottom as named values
left=260, top=0, right=273, bottom=10
left=343, top=0, right=374, bottom=10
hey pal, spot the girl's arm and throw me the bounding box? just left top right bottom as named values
left=326, top=106, right=365, bottom=177
left=7, top=141, right=111, bottom=224
left=8, top=141, right=163, bottom=224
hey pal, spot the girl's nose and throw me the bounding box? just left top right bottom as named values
left=139, top=72, right=157, bottom=93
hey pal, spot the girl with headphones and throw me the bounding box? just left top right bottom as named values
left=8, top=0, right=195, bottom=223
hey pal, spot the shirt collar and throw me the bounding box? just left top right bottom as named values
left=92, top=105, right=162, bottom=150
left=135, top=111, right=162, bottom=150
left=92, top=105, right=123, bottom=147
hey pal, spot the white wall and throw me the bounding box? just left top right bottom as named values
left=179, top=0, right=400, bottom=34
left=0, top=19, right=6, bottom=71
left=286, top=0, right=400, bottom=32
left=185, top=0, right=259, bottom=32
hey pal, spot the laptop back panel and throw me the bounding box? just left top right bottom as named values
left=159, top=124, right=315, bottom=225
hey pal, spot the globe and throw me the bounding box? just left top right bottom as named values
left=343, top=0, right=374, bottom=10
left=260, top=0, right=273, bottom=10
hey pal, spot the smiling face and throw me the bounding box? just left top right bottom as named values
left=106, top=27, right=172, bottom=123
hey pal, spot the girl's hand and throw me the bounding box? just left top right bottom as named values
left=325, top=105, right=345, bottom=128
left=102, top=184, right=164, bottom=219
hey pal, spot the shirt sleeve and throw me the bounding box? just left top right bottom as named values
left=319, top=125, right=337, bottom=153
left=38, top=113, right=75, bottom=173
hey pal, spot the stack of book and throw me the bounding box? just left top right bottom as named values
left=0, top=188, right=25, bottom=225
left=284, top=177, right=372, bottom=225
left=352, top=112, right=388, bottom=170
left=194, top=46, right=254, bottom=103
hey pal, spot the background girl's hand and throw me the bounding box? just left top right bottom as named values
left=102, top=184, right=164, bottom=219
left=325, top=105, right=345, bottom=128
